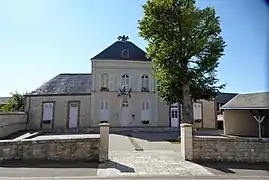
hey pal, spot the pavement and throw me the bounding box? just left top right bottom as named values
left=0, top=132, right=269, bottom=179
left=0, top=175, right=269, bottom=179
left=97, top=133, right=212, bottom=177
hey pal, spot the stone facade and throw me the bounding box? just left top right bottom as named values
left=181, top=124, right=269, bottom=163
left=0, top=136, right=100, bottom=162
left=0, top=112, right=27, bottom=139
left=26, top=95, right=92, bottom=129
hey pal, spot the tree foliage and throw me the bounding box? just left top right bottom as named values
left=138, top=0, right=226, bottom=123
left=0, top=92, right=26, bottom=112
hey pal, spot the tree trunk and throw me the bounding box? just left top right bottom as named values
left=181, top=84, right=193, bottom=124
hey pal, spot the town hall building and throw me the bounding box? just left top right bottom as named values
left=25, top=36, right=217, bottom=130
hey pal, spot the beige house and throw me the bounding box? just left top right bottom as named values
left=221, top=91, right=269, bottom=138
left=25, top=37, right=217, bottom=130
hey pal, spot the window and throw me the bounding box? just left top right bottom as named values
left=141, top=74, right=149, bottom=92
left=121, top=74, right=129, bottom=89
left=142, top=101, right=149, bottom=110
left=101, top=73, right=109, bottom=90
left=121, top=49, right=129, bottom=58
left=121, top=100, right=129, bottom=107
left=101, top=101, right=108, bottom=110
left=171, top=109, right=178, bottom=119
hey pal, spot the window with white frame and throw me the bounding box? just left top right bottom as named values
left=121, top=100, right=129, bottom=107
left=142, top=101, right=149, bottom=110
left=141, top=74, right=149, bottom=92
left=101, top=73, right=109, bottom=91
left=100, top=101, right=108, bottom=110
left=121, top=74, right=129, bottom=89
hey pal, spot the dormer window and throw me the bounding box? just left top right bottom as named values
left=121, top=49, right=129, bottom=58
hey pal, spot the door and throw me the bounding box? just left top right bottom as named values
left=42, top=102, right=54, bottom=121
left=170, top=108, right=179, bottom=127
left=193, top=102, right=202, bottom=120
left=121, top=99, right=130, bottom=126
left=42, top=102, right=54, bottom=129
left=141, top=101, right=150, bottom=121
left=68, top=102, right=79, bottom=128
left=100, top=101, right=109, bottom=121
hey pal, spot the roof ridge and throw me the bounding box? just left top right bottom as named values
left=238, top=91, right=269, bottom=95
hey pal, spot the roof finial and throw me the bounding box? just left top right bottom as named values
left=117, top=35, right=129, bottom=41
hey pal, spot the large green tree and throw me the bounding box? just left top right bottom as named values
left=0, top=92, right=26, bottom=112
left=138, top=0, right=226, bottom=124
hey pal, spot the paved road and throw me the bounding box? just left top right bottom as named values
left=0, top=175, right=269, bottom=180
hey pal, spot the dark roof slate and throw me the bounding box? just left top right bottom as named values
left=91, top=40, right=150, bottom=61
left=0, top=97, right=10, bottom=104
left=216, top=92, right=238, bottom=104
left=29, top=73, right=92, bottom=96
left=221, top=91, right=269, bottom=109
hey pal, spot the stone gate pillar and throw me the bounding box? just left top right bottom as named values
left=181, top=123, right=193, bottom=160
left=99, top=123, right=110, bottom=162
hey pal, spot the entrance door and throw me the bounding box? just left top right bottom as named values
left=141, top=101, right=150, bottom=121
left=100, top=101, right=109, bottom=121
left=68, top=102, right=79, bottom=128
left=170, top=108, right=179, bottom=127
left=121, top=99, right=130, bottom=126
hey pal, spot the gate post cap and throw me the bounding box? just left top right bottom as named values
left=99, top=123, right=110, bottom=127
left=180, top=123, right=193, bottom=127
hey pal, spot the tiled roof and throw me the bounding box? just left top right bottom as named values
left=29, top=73, right=92, bottom=96
left=221, top=91, right=269, bottom=109
left=91, top=40, right=150, bottom=61
left=216, top=92, right=238, bottom=104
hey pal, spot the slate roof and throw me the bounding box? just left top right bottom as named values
left=221, top=91, right=269, bottom=110
left=0, top=97, right=10, bottom=104
left=29, top=73, right=92, bottom=96
left=216, top=92, right=238, bottom=104
left=91, top=40, right=150, bottom=61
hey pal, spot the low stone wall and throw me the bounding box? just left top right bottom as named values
left=181, top=123, right=269, bottom=163
left=41, top=126, right=179, bottom=133
left=0, top=123, right=110, bottom=163
left=0, top=112, right=27, bottom=139
left=0, top=135, right=100, bottom=162
left=193, top=136, right=269, bottom=163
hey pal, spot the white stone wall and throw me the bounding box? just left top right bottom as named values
left=91, top=59, right=169, bottom=127
left=91, top=60, right=155, bottom=92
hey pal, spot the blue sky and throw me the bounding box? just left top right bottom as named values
left=0, top=0, right=268, bottom=96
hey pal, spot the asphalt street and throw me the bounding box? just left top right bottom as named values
left=0, top=175, right=269, bottom=180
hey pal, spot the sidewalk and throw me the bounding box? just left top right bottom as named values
left=0, top=175, right=269, bottom=180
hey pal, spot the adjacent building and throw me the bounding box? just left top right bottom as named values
left=221, top=91, right=269, bottom=138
